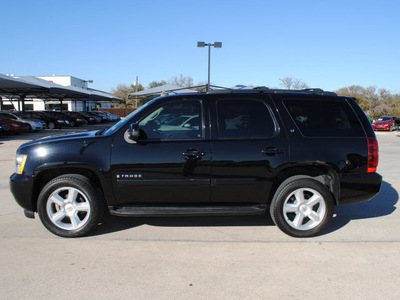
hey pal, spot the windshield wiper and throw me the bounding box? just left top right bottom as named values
left=95, top=127, right=109, bottom=136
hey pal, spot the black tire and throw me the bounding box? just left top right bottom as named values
left=37, top=174, right=104, bottom=237
left=270, top=178, right=334, bottom=238
left=48, top=122, right=55, bottom=129
left=69, top=121, right=75, bottom=127
left=27, top=124, right=32, bottom=132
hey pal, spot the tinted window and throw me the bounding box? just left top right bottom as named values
left=139, top=100, right=202, bottom=140
left=284, top=99, right=364, bottom=137
left=217, top=99, right=276, bottom=139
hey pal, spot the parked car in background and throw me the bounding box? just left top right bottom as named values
left=42, top=111, right=77, bottom=127
left=83, top=111, right=103, bottom=124
left=62, top=111, right=86, bottom=126
left=90, top=111, right=109, bottom=123
left=63, top=112, right=87, bottom=125
left=24, top=111, right=65, bottom=129
left=0, top=121, right=11, bottom=135
left=372, top=116, right=398, bottom=131
left=0, top=111, right=46, bottom=131
left=93, top=111, right=120, bottom=122
left=99, top=111, right=121, bottom=122
left=0, top=115, right=30, bottom=134
left=73, top=112, right=99, bottom=125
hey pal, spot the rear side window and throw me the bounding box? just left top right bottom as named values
left=284, top=99, right=364, bottom=137
left=217, top=99, right=277, bottom=139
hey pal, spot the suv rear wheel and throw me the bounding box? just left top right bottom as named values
left=37, top=174, right=104, bottom=237
left=270, top=178, right=334, bottom=238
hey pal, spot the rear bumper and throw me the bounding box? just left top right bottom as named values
left=338, top=172, right=382, bottom=206
left=9, top=173, right=35, bottom=211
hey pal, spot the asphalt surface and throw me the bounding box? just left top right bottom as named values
left=0, top=126, right=399, bottom=299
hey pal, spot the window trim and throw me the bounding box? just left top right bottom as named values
left=215, top=98, right=279, bottom=140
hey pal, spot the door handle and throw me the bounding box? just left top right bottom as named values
left=182, top=149, right=205, bottom=159
left=262, top=147, right=284, bottom=156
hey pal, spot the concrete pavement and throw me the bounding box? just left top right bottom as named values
left=0, top=128, right=399, bottom=299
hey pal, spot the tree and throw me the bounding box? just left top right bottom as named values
left=169, top=74, right=194, bottom=87
left=336, top=85, right=400, bottom=119
left=110, top=83, right=144, bottom=108
left=279, top=77, right=309, bottom=90
left=148, top=80, right=167, bottom=89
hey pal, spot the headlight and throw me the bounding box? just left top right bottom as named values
left=16, top=154, right=27, bottom=174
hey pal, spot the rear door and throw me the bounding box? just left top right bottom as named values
left=209, top=94, right=289, bottom=204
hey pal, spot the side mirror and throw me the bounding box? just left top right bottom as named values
left=128, top=123, right=140, bottom=140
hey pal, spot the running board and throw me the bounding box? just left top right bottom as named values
left=108, top=205, right=267, bottom=217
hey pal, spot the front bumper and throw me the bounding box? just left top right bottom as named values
left=338, top=172, right=382, bottom=206
left=9, top=173, right=35, bottom=212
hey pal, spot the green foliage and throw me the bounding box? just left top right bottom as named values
left=148, top=80, right=167, bottom=89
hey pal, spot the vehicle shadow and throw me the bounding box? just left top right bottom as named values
left=92, top=212, right=274, bottom=237
left=325, top=180, right=398, bottom=234
left=91, top=180, right=398, bottom=237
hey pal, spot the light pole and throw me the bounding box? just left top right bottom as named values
left=197, top=41, right=222, bottom=92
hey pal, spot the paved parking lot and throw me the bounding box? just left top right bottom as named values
left=0, top=127, right=399, bottom=299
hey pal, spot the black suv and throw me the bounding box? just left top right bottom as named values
left=10, top=89, right=382, bottom=238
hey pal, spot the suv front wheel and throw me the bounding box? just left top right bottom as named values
left=37, top=174, right=104, bottom=237
left=270, top=178, right=334, bottom=238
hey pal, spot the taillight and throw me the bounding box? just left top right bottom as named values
left=367, top=137, right=379, bottom=173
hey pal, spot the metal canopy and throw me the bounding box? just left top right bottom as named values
left=0, top=74, right=49, bottom=97
left=130, top=84, right=196, bottom=96
left=0, top=74, right=123, bottom=111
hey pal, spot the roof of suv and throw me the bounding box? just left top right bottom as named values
left=161, top=87, right=339, bottom=97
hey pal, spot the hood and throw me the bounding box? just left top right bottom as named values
left=20, top=130, right=100, bottom=148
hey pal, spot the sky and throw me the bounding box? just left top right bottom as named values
left=1, top=0, right=399, bottom=94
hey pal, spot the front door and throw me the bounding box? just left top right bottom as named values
left=110, top=98, right=211, bottom=204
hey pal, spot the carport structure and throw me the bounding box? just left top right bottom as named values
left=0, top=74, right=123, bottom=112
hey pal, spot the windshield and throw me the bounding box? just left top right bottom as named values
left=104, top=98, right=157, bottom=135
left=378, top=117, right=391, bottom=121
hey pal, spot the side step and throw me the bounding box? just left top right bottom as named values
left=109, top=205, right=267, bottom=217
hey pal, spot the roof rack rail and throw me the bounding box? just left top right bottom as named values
left=205, top=86, right=337, bottom=96
left=301, top=88, right=337, bottom=96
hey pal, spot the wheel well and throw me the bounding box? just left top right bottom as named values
left=269, top=166, right=340, bottom=206
left=32, top=168, right=103, bottom=212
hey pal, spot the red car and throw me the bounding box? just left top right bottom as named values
left=0, top=115, right=30, bottom=134
left=372, top=116, right=398, bottom=131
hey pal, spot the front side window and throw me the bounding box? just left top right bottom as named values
left=284, top=99, right=364, bottom=137
left=139, top=99, right=202, bottom=140
left=216, top=99, right=277, bottom=139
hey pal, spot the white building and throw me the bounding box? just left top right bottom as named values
left=1, top=75, right=113, bottom=112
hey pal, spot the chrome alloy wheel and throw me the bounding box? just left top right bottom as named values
left=283, top=188, right=326, bottom=231
left=46, top=187, right=91, bottom=230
